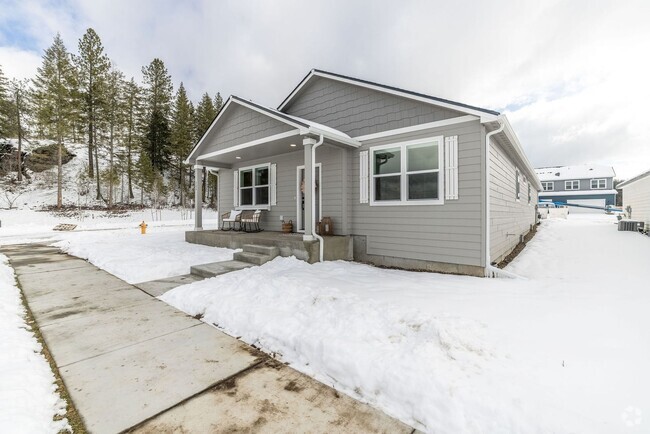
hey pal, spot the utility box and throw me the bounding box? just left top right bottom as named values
left=618, top=220, right=644, bottom=232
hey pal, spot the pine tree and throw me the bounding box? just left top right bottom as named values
left=99, top=67, right=124, bottom=208
left=141, top=58, right=173, bottom=172
left=6, top=79, right=31, bottom=181
left=123, top=77, right=143, bottom=202
left=76, top=28, right=111, bottom=183
left=195, top=92, right=217, bottom=204
left=170, top=82, right=194, bottom=205
left=32, top=33, right=77, bottom=209
left=194, top=92, right=216, bottom=141
left=214, top=92, right=223, bottom=112
left=0, top=65, right=9, bottom=138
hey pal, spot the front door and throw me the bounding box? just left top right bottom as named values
left=296, top=164, right=321, bottom=232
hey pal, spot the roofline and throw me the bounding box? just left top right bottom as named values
left=618, top=168, right=650, bottom=188
left=488, top=115, right=543, bottom=191
left=186, top=94, right=360, bottom=163
left=277, top=69, right=500, bottom=120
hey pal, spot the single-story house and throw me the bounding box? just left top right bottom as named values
left=618, top=169, right=650, bottom=229
left=535, top=165, right=617, bottom=212
left=186, top=69, right=541, bottom=277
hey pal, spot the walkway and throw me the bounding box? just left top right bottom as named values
left=1, top=244, right=414, bottom=433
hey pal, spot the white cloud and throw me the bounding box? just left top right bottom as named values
left=1, top=0, right=649, bottom=178
left=0, top=46, right=42, bottom=80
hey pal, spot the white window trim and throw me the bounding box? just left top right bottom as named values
left=590, top=178, right=607, bottom=189
left=237, top=162, right=271, bottom=210
left=542, top=181, right=554, bottom=191
left=565, top=180, right=580, bottom=191
left=369, top=136, right=444, bottom=206
left=515, top=170, right=521, bottom=202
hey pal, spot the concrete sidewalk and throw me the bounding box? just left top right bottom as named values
left=2, top=244, right=414, bottom=433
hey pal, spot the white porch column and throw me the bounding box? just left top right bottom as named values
left=194, top=165, right=203, bottom=230
left=302, top=137, right=316, bottom=241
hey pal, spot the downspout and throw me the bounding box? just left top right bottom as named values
left=484, top=117, right=505, bottom=277
left=312, top=134, right=325, bottom=262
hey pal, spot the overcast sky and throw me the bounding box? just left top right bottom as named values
left=1, top=0, right=648, bottom=178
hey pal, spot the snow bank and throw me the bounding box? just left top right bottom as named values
left=0, top=254, right=69, bottom=433
left=162, top=258, right=557, bottom=432
left=160, top=215, right=650, bottom=433
left=53, top=228, right=235, bottom=283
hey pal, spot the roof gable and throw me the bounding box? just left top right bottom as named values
left=279, top=70, right=499, bottom=121
left=282, top=74, right=474, bottom=138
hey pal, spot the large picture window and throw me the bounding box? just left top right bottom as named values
left=370, top=137, right=443, bottom=205
left=239, top=163, right=270, bottom=207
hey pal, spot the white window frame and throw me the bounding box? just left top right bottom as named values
left=237, top=162, right=271, bottom=210
left=369, top=136, right=444, bottom=206
left=590, top=178, right=607, bottom=189
left=541, top=181, right=554, bottom=191
left=515, top=169, right=521, bottom=201
left=565, top=180, right=580, bottom=190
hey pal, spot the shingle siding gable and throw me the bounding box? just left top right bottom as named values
left=283, top=76, right=465, bottom=138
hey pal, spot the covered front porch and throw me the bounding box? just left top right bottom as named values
left=185, top=230, right=353, bottom=264
left=185, top=96, right=359, bottom=263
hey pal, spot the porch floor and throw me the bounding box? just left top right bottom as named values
left=185, top=230, right=353, bottom=263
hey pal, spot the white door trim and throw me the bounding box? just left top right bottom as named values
left=296, top=163, right=322, bottom=233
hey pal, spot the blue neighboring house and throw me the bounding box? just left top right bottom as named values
left=535, top=165, right=617, bottom=209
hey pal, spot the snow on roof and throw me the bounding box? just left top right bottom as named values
left=534, top=165, right=615, bottom=181
left=538, top=189, right=618, bottom=197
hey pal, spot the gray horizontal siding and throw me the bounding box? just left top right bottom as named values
left=283, top=76, right=464, bottom=138
left=489, top=139, right=538, bottom=263
left=540, top=177, right=613, bottom=192
left=349, top=119, right=484, bottom=267
left=201, top=103, right=295, bottom=156
left=218, top=144, right=345, bottom=233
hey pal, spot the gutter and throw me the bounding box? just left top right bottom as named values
left=311, top=134, right=325, bottom=262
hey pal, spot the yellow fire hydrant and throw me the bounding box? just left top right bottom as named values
left=139, top=221, right=148, bottom=235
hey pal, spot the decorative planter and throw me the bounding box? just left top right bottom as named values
left=282, top=220, right=293, bottom=233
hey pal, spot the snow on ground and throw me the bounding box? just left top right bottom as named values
left=52, top=228, right=235, bottom=284
left=0, top=206, right=218, bottom=246
left=156, top=214, right=650, bottom=433
left=0, top=254, right=69, bottom=433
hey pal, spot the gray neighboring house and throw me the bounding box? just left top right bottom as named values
left=535, top=165, right=617, bottom=211
left=186, top=69, right=541, bottom=277
left=618, top=169, right=650, bottom=229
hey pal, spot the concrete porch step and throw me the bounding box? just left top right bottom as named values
left=233, top=251, right=275, bottom=266
left=242, top=244, right=279, bottom=257
left=190, top=260, right=254, bottom=278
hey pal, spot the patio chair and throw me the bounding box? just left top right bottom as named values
left=241, top=209, right=263, bottom=233
left=221, top=210, right=242, bottom=231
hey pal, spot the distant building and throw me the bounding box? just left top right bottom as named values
left=618, top=169, right=650, bottom=228
left=534, top=165, right=617, bottom=211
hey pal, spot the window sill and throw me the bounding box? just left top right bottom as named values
left=369, top=199, right=444, bottom=206
left=237, top=205, right=271, bottom=211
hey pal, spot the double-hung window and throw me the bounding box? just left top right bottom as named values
left=239, top=163, right=270, bottom=208
left=542, top=181, right=554, bottom=191
left=590, top=179, right=607, bottom=189
left=565, top=180, right=580, bottom=190
left=370, top=137, right=443, bottom=205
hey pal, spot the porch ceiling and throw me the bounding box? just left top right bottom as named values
left=198, top=132, right=304, bottom=167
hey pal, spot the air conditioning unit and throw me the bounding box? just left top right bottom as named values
left=618, top=220, right=644, bottom=232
